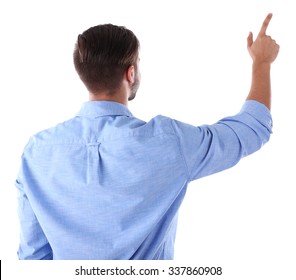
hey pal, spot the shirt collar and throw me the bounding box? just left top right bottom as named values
left=76, top=101, right=134, bottom=118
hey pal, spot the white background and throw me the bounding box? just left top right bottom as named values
left=0, top=0, right=295, bottom=279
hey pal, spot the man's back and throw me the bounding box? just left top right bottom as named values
left=16, top=100, right=272, bottom=259
left=15, top=15, right=279, bottom=259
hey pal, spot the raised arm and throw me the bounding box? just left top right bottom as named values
left=246, top=13, right=280, bottom=110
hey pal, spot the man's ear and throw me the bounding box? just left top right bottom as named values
left=126, top=65, right=135, bottom=84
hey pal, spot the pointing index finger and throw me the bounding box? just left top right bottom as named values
left=258, top=13, right=273, bottom=37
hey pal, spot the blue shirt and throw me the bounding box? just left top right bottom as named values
left=15, top=100, right=272, bottom=260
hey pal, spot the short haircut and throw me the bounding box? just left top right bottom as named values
left=73, top=24, right=140, bottom=94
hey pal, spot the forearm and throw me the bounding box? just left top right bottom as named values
left=246, top=62, right=271, bottom=110
left=245, top=13, right=279, bottom=111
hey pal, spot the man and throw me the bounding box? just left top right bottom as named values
left=15, top=14, right=279, bottom=260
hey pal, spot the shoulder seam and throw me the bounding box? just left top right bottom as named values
left=168, top=118, right=191, bottom=181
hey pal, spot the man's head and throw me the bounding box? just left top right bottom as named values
left=73, top=24, right=140, bottom=101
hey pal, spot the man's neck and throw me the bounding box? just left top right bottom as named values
left=89, top=89, right=129, bottom=106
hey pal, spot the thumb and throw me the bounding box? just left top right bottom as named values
left=247, top=32, right=253, bottom=49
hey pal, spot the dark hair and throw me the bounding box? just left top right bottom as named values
left=73, top=24, right=140, bottom=94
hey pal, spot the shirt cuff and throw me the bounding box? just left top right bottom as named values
left=240, top=100, right=273, bottom=133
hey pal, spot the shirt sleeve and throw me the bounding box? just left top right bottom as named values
left=170, top=100, right=273, bottom=181
left=15, top=162, right=53, bottom=260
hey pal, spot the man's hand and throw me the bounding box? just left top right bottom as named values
left=245, top=13, right=280, bottom=110
left=247, top=13, right=280, bottom=64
